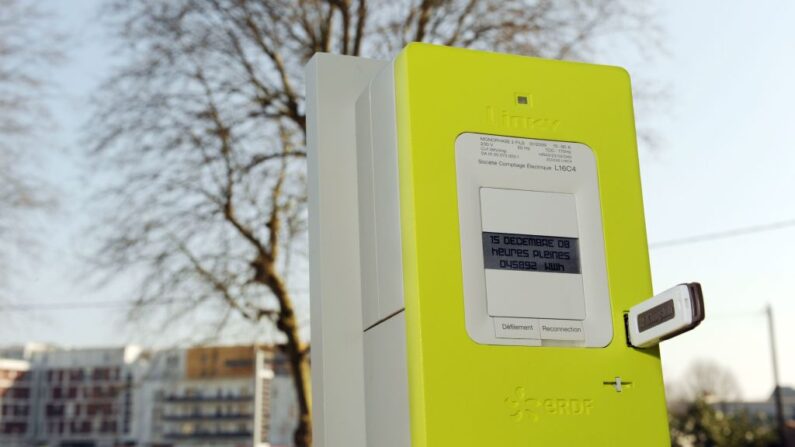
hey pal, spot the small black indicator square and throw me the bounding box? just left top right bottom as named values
left=517, top=96, right=528, bottom=105
left=637, top=300, right=675, bottom=332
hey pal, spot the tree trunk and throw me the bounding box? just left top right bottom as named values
left=279, top=327, right=312, bottom=447
left=259, top=261, right=312, bottom=447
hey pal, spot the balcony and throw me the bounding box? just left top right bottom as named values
left=163, top=430, right=252, bottom=440
left=160, top=394, right=253, bottom=403
left=162, top=413, right=253, bottom=421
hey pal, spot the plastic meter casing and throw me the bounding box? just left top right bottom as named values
left=360, top=44, right=669, bottom=446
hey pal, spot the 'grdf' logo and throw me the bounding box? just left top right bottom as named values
left=487, top=106, right=562, bottom=131
left=505, top=387, right=539, bottom=422
left=504, top=387, right=594, bottom=423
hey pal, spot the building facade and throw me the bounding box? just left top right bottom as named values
left=0, top=344, right=296, bottom=447
left=31, top=346, right=143, bottom=447
left=0, top=358, right=33, bottom=447
left=143, top=345, right=274, bottom=447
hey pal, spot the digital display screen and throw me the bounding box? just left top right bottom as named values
left=482, top=232, right=581, bottom=274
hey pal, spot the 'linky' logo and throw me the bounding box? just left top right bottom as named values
left=504, top=387, right=593, bottom=423
left=487, top=106, right=561, bottom=131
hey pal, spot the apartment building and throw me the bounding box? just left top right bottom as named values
left=31, top=346, right=143, bottom=447
left=148, top=345, right=267, bottom=447
left=137, top=344, right=293, bottom=447
left=0, top=344, right=297, bottom=447
left=0, top=358, right=33, bottom=447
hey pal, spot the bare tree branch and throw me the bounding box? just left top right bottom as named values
left=0, top=0, right=60, bottom=297
left=352, top=0, right=368, bottom=55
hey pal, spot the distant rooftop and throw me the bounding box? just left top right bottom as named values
left=772, top=386, right=795, bottom=400
left=0, top=342, right=57, bottom=360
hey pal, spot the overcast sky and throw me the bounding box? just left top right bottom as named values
left=3, top=0, right=794, bottom=400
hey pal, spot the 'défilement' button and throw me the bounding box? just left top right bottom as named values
left=494, top=317, right=541, bottom=339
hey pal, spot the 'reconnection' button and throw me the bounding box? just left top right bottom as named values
left=539, top=319, right=585, bottom=340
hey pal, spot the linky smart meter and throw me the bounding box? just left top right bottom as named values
left=307, top=43, right=705, bottom=447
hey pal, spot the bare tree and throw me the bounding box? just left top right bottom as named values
left=682, top=360, right=743, bottom=403
left=88, top=1, right=660, bottom=445
left=0, top=0, right=58, bottom=296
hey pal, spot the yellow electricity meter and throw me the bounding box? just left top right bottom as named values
left=307, top=43, right=704, bottom=447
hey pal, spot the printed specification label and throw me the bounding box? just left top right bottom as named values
left=476, top=135, right=578, bottom=174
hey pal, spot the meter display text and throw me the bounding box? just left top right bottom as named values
left=482, top=232, right=581, bottom=274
